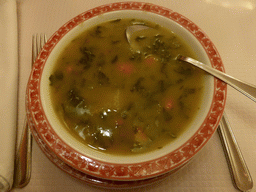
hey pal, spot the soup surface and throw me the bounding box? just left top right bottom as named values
left=49, top=18, right=206, bottom=155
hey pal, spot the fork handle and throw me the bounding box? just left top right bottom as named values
left=13, top=118, right=32, bottom=188
left=218, top=113, right=253, bottom=191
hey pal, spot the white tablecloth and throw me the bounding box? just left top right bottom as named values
left=11, top=0, right=256, bottom=191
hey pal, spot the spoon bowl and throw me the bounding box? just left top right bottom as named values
left=126, top=25, right=150, bottom=44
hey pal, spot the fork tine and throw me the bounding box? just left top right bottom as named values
left=32, top=34, right=37, bottom=65
left=32, top=34, right=47, bottom=65
left=36, top=34, right=40, bottom=57
left=40, top=33, right=47, bottom=50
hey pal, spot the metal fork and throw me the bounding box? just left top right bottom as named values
left=13, top=34, right=47, bottom=188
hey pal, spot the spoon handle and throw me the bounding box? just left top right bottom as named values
left=218, top=112, right=253, bottom=191
left=178, top=55, right=256, bottom=103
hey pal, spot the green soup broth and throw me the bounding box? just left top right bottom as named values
left=49, top=18, right=206, bottom=155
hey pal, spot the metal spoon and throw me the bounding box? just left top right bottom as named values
left=126, top=25, right=254, bottom=191
left=126, top=25, right=256, bottom=102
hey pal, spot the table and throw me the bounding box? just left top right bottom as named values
left=12, top=0, right=256, bottom=191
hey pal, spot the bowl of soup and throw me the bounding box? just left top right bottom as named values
left=26, top=2, right=226, bottom=182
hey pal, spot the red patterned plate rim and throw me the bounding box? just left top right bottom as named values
left=26, top=2, right=227, bottom=181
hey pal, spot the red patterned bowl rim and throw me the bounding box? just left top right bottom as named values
left=26, top=2, right=227, bottom=181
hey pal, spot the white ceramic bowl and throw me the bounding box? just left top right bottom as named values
left=26, top=2, right=227, bottom=182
